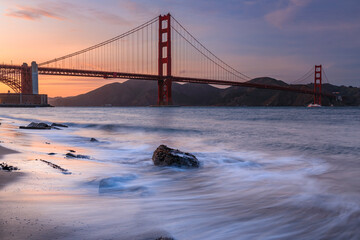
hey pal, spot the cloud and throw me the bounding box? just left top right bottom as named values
left=4, top=5, right=65, bottom=21
left=265, top=0, right=312, bottom=28
left=88, top=8, right=130, bottom=26
left=4, top=1, right=132, bottom=26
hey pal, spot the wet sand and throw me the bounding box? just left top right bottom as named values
left=0, top=146, right=21, bottom=190
left=0, top=145, right=71, bottom=240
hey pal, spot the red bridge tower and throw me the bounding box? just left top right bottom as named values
left=158, top=13, right=172, bottom=105
left=314, top=65, right=322, bottom=105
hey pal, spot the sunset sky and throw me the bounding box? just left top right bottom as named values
left=0, top=0, right=359, bottom=97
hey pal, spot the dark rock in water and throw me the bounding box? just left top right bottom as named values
left=127, top=230, right=175, bottom=240
left=48, top=152, right=56, bottom=155
left=98, top=175, right=148, bottom=195
left=152, top=145, right=199, bottom=168
left=51, top=123, right=68, bottom=128
left=66, top=153, right=89, bottom=159
left=68, top=149, right=76, bottom=153
left=66, top=153, right=76, bottom=158
left=0, top=162, right=19, bottom=171
left=90, top=138, right=99, bottom=142
left=20, top=122, right=68, bottom=130
left=37, top=159, right=71, bottom=175
left=19, top=122, right=51, bottom=130
left=45, top=142, right=51, bottom=145
left=99, top=175, right=137, bottom=189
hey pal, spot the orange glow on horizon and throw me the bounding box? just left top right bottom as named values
left=0, top=76, right=125, bottom=98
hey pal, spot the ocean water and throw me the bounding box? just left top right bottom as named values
left=0, top=107, right=359, bottom=239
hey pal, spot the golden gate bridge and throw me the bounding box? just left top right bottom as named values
left=0, top=13, right=333, bottom=106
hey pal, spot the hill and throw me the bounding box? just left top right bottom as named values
left=49, top=78, right=360, bottom=106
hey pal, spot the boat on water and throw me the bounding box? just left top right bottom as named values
left=307, top=103, right=321, bottom=107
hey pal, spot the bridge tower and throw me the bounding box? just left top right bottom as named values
left=158, top=13, right=172, bottom=105
left=20, top=62, right=39, bottom=94
left=21, top=63, right=32, bottom=94
left=314, top=65, right=322, bottom=105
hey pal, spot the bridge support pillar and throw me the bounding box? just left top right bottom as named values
left=314, top=65, right=322, bottom=105
left=21, top=63, right=32, bottom=94
left=158, top=13, right=172, bottom=105
left=31, top=61, right=39, bottom=94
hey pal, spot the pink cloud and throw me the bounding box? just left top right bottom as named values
left=4, top=2, right=132, bottom=25
left=265, top=0, right=312, bottom=28
left=4, top=5, right=65, bottom=21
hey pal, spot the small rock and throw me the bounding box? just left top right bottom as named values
left=0, top=162, right=19, bottom=171
left=48, top=153, right=56, bottom=155
left=98, top=175, right=147, bottom=195
left=45, top=142, right=50, bottom=145
left=68, top=150, right=76, bottom=153
left=152, top=145, right=199, bottom=168
left=90, top=138, right=99, bottom=142
left=51, top=123, right=68, bottom=128
left=19, top=122, right=51, bottom=130
left=65, top=153, right=76, bottom=158
left=66, top=153, right=89, bottom=159
left=37, top=159, right=71, bottom=175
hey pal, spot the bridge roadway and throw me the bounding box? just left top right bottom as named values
left=0, top=64, right=334, bottom=98
left=38, top=67, right=334, bottom=98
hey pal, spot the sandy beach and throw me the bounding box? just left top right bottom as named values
left=0, top=133, right=175, bottom=240
left=0, top=144, right=79, bottom=240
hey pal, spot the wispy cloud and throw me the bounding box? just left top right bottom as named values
left=5, top=5, right=65, bottom=21
left=4, top=1, right=131, bottom=25
left=265, top=0, right=312, bottom=28
left=87, top=8, right=130, bottom=26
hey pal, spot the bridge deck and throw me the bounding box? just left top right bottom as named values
left=0, top=64, right=334, bottom=98
left=37, top=67, right=334, bottom=98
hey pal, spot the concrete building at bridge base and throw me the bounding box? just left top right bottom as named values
left=0, top=61, right=50, bottom=107
left=0, top=93, right=50, bottom=107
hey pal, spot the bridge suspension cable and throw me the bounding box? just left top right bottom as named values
left=322, top=66, right=330, bottom=84
left=39, top=14, right=252, bottom=84
left=39, top=16, right=159, bottom=75
left=290, top=66, right=314, bottom=84
left=170, top=16, right=251, bottom=82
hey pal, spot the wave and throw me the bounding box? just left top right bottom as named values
left=69, top=122, right=201, bottom=134
left=0, top=113, right=201, bottom=135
